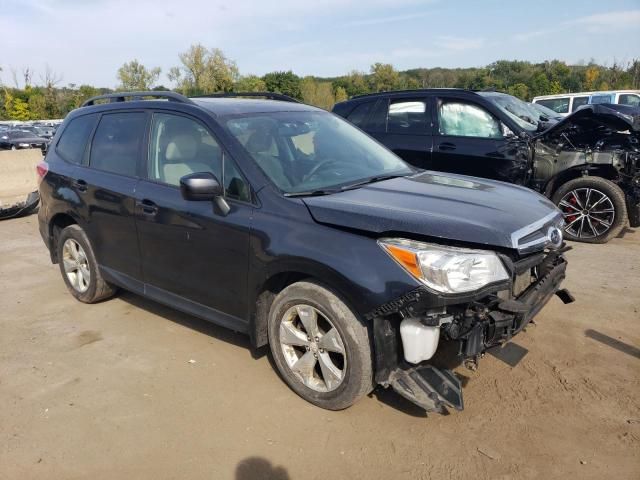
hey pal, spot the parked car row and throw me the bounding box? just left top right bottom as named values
left=37, top=91, right=576, bottom=415
left=333, top=89, right=640, bottom=243
left=531, top=89, right=640, bottom=116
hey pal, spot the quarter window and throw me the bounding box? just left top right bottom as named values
left=57, top=114, right=97, bottom=164
left=90, top=112, right=146, bottom=176
left=388, top=99, right=428, bottom=134
left=346, top=102, right=373, bottom=127
left=536, top=98, right=569, bottom=114
left=223, top=155, right=250, bottom=202
left=438, top=101, right=502, bottom=139
left=619, top=94, right=640, bottom=106
left=148, top=113, right=222, bottom=187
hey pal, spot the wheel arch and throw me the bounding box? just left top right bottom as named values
left=248, top=260, right=368, bottom=349
left=48, top=212, right=83, bottom=263
left=543, top=165, right=621, bottom=198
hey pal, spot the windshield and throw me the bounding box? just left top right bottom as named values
left=224, top=111, right=413, bottom=194
left=530, top=102, right=559, bottom=118
left=478, top=92, right=540, bottom=132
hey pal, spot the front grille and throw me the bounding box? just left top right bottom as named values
left=510, top=211, right=564, bottom=254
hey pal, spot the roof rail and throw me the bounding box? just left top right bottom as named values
left=82, top=91, right=194, bottom=107
left=191, top=92, right=300, bottom=103
left=351, top=88, right=470, bottom=100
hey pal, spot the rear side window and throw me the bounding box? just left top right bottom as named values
left=438, top=101, right=502, bottom=139
left=619, top=94, right=640, bottom=106
left=346, top=102, right=373, bottom=127
left=90, top=112, right=147, bottom=176
left=536, top=98, right=569, bottom=114
left=571, top=96, right=589, bottom=112
left=388, top=99, right=428, bottom=134
left=56, top=114, right=97, bottom=164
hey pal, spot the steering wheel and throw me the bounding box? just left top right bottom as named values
left=302, top=158, right=345, bottom=183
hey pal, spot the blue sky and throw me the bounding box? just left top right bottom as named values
left=1, top=0, right=639, bottom=87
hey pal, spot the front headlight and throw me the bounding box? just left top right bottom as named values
left=379, top=238, right=509, bottom=294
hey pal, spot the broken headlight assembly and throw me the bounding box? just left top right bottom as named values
left=379, top=238, right=509, bottom=294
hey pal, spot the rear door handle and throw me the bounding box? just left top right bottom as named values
left=438, top=142, right=456, bottom=151
left=137, top=199, right=158, bottom=216
left=73, top=179, right=88, bottom=192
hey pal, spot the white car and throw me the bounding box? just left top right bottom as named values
left=532, top=90, right=640, bottom=116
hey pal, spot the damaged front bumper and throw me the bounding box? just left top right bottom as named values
left=370, top=250, right=573, bottom=413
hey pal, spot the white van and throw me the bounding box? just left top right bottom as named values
left=532, top=90, right=640, bottom=116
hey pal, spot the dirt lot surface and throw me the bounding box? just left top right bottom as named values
left=1, top=215, right=639, bottom=480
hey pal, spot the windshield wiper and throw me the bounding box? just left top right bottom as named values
left=340, top=174, right=408, bottom=191
left=283, top=189, right=340, bottom=198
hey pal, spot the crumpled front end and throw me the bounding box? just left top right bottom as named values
left=369, top=247, right=573, bottom=414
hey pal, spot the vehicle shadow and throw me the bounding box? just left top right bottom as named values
left=585, top=329, right=640, bottom=359
left=235, top=456, right=290, bottom=480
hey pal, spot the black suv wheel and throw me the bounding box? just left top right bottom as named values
left=267, top=281, right=374, bottom=410
left=552, top=176, right=627, bottom=244
left=57, top=225, right=117, bottom=303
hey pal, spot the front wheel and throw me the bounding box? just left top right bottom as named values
left=552, top=176, right=627, bottom=244
left=268, top=281, right=374, bottom=410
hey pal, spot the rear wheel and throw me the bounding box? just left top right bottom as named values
left=552, top=177, right=627, bottom=244
left=57, top=225, right=117, bottom=303
left=267, top=281, right=373, bottom=410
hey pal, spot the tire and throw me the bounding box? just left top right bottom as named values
left=552, top=176, right=627, bottom=244
left=11, top=145, right=17, bottom=151
left=267, top=281, right=374, bottom=410
left=56, top=224, right=117, bottom=303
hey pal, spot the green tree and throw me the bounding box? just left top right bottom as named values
left=262, top=71, right=301, bottom=99
left=369, top=63, right=400, bottom=92
left=117, top=60, right=161, bottom=91
left=234, top=75, right=266, bottom=92
left=173, top=45, right=239, bottom=94
left=334, top=86, right=348, bottom=103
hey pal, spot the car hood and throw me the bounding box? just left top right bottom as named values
left=537, top=103, right=640, bottom=140
left=303, top=172, right=563, bottom=252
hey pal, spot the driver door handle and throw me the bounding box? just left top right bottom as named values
left=438, top=142, right=456, bottom=151
left=137, top=198, right=158, bottom=216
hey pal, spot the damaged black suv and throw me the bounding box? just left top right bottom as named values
left=38, top=91, right=573, bottom=413
left=333, top=89, right=640, bottom=243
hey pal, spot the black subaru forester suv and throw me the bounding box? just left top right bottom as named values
left=37, top=91, right=573, bottom=413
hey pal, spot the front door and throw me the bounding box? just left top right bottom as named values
left=431, top=97, right=530, bottom=184
left=135, top=111, right=253, bottom=324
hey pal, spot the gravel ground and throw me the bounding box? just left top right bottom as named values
left=1, top=215, right=639, bottom=480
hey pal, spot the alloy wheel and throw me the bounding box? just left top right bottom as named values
left=559, top=188, right=615, bottom=239
left=279, top=304, right=347, bottom=393
left=62, top=238, right=91, bottom=293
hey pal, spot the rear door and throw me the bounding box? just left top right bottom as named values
left=363, top=97, right=432, bottom=168
left=134, top=111, right=252, bottom=324
left=76, top=110, right=148, bottom=281
left=431, top=96, right=529, bottom=183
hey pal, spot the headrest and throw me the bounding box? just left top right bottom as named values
left=165, top=134, right=198, bottom=162
left=246, top=125, right=275, bottom=154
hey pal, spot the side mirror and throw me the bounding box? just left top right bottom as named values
left=180, top=172, right=223, bottom=201
left=179, top=172, right=230, bottom=215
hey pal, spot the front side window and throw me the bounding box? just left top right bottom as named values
left=572, top=96, right=589, bottom=111
left=438, top=101, right=502, bottom=138
left=90, top=112, right=147, bottom=176
left=56, top=114, right=97, bottom=164
left=224, top=111, right=412, bottom=194
left=619, top=94, right=640, bottom=106
left=388, top=99, right=428, bottom=134
left=536, top=98, right=570, bottom=114
left=148, top=113, right=222, bottom=187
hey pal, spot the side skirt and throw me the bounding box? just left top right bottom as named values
left=101, top=266, right=249, bottom=334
